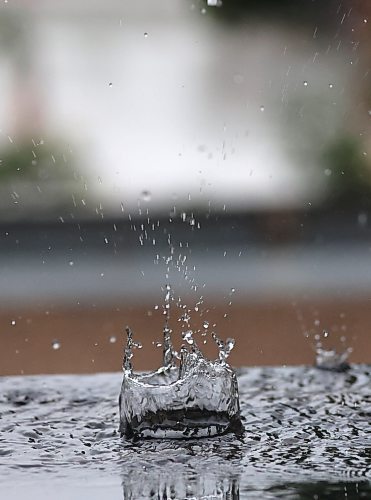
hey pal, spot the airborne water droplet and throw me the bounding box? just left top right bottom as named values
left=141, top=190, right=151, bottom=202
left=52, top=340, right=61, bottom=350
left=109, top=336, right=117, bottom=344
left=11, top=320, right=16, bottom=326
left=182, top=330, right=194, bottom=345
left=303, top=81, right=308, bottom=87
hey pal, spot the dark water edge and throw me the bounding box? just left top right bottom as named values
left=0, top=365, right=370, bottom=499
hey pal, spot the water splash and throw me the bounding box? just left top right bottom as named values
left=312, top=329, right=352, bottom=372
left=119, top=287, right=243, bottom=440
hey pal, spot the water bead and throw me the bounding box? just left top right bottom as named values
left=52, top=340, right=61, bottom=350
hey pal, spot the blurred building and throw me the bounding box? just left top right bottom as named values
left=0, top=0, right=370, bottom=374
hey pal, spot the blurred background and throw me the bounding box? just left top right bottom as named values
left=0, top=0, right=370, bottom=375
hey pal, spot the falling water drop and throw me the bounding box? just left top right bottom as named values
left=141, top=190, right=151, bottom=202
left=11, top=320, right=16, bottom=326
left=52, top=340, right=61, bottom=350
left=182, top=330, right=194, bottom=345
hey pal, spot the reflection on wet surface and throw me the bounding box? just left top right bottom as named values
left=0, top=365, right=370, bottom=498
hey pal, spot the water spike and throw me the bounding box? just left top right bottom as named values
left=162, top=324, right=175, bottom=368
left=123, top=326, right=134, bottom=373
left=178, top=344, right=188, bottom=379
left=212, top=332, right=235, bottom=364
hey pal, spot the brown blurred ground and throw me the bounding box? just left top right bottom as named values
left=1, top=298, right=370, bottom=375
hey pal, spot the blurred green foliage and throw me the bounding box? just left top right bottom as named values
left=0, top=139, right=77, bottom=183
left=322, top=136, right=371, bottom=209
left=202, top=0, right=336, bottom=27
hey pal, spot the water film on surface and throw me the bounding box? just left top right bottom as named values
left=1, top=364, right=370, bottom=498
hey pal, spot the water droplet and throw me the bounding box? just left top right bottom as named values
left=11, top=320, right=16, bottom=326
left=328, top=83, right=334, bottom=89
left=181, top=312, right=191, bottom=325
left=182, top=330, right=194, bottom=345
left=108, top=82, right=113, bottom=87
left=324, top=168, right=332, bottom=176
left=109, top=336, right=117, bottom=343
left=141, top=190, right=151, bottom=202
left=225, top=337, right=235, bottom=353
left=69, top=261, right=74, bottom=266
left=144, top=32, right=148, bottom=38
left=303, top=81, right=308, bottom=87
left=201, top=7, right=207, bottom=14
left=364, top=18, right=368, bottom=23
left=203, top=321, right=209, bottom=329
left=314, top=319, right=320, bottom=327
left=323, top=330, right=329, bottom=338
left=260, top=105, right=265, bottom=112
left=52, top=340, right=61, bottom=350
